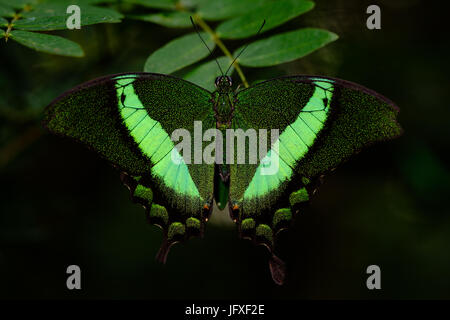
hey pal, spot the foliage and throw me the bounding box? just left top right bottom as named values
left=1, top=0, right=338, bottom=89
left=0, top=0, right=123, bottom=57
left=128, top=0, right=338, bottom=90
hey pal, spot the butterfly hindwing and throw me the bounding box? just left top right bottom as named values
left=230, top=75, right=402, bottom=283
left=43, top=72, right=216, bottom=261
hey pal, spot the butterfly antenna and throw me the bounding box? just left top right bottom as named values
left=190, top=16, right=224, bottom=76
left=225, top=19, right=266, bottom=76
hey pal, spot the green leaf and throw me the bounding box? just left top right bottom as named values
left=179, top=0, right=209, bottom=7
left=0, top=3, right=15, bottom=18
left=236, top=28, right=338, bottom=67
left=22, top=3, right=121, bottom=18
left=216, top=0, right=315, bottom=39
left=122, top=0, right=177, bottom=10
left=0, top=27, right=4, bottom=36
left=54, top=0, right=118, bottom=4
left=9, top=30, right=84, bottom=57
left=184, top=56, right=234, bottom=91
left=196, top=0, right=273, bottom=21
left=15, top=4, right=122, bottom=31
left=144, top=32, right=215, bottom=74
left=0, top=0, right=38, bottom=10
left=0, top=16, right=8, bottom=27
left=129, top=11, right=191, bottom=28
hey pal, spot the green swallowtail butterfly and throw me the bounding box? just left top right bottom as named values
left=43, top=71, right=402, bottom=285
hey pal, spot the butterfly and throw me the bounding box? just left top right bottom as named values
left=43, top=71, right=402, bottom=285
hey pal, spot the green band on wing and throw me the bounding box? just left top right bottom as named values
left=114, top=76, right=201, bottom=199
left=243, top=80, right=334, bottom=200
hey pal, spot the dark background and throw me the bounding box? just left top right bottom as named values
left=1, top=0, right=449, bottom=299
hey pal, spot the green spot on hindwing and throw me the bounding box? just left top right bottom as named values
left=289, top=187, right=309, bottom=206
left=255, top=224, right=273, bottom=245
left=241, top=218, right=256, bottom=231
left=133, top=184, right=153, bottom=204
left=272, top=208, right=292, bottom=229
left=186, top=217, right=201, bottom=230
left=168, top=222, right=186, bottom=241
left=149, top=203, right=169, bottom=226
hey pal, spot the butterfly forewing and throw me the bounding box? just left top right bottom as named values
left=44, top=73, right=216, bottom=249
left=230, top=76, right=402, bottom=262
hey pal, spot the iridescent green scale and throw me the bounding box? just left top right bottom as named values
left=115, top=75, right=201, bottom=199
left=241, top=79, right=334, bottom=201
left=43, top=72, right=402, bottom=284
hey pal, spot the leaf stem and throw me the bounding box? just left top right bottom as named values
left=192, top=14, right=249, bottom=88
left=5, top=14, right=19, bottom=41
left=4, top=5, right=31, bottom=41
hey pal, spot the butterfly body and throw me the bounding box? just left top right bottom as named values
left=212, top=76, right=236, bottom=211
left=43, top=72, right=402, bottom=284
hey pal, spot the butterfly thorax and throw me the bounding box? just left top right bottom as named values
left=213, top=76, right=234, bottom=127
left=213, top=92, right=234, bottom=127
